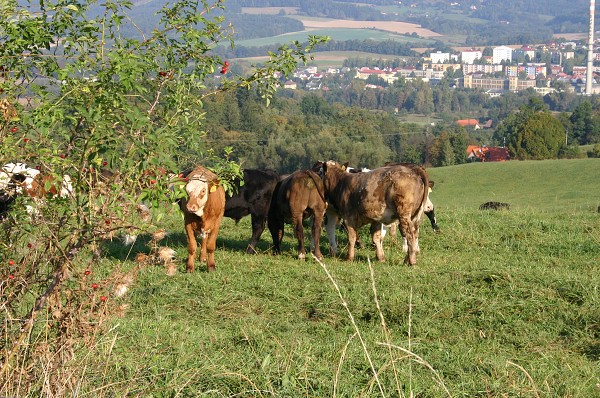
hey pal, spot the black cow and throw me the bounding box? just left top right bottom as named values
left=224, top=168, right=280, bottom=253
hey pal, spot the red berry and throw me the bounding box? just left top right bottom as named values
left=59, top=154, right=66, bottom=159
left=100, top=295, right=107, bottom=301
left=35, top=165, right=41, bottom=170
left=102, top=161, right=108, bottom=166
left=92, top=283, right=99, bottom=290
left=8, top=275, right=15, bottom=280
left=23, top=138, right=29, bottom=143
left=8, top=259, right=14, bottom=265
left=149, top=179, right=156, bottom=184
left=220, top=67, right=227, bottom=74
left=10, top=127, right=18, bottom=132
left=84, top=269, right=91, bottom=275
left=27, top=243, right=32, bottom=248
left=224, top=60, right=229, bottom=67
left=105, top=219, right=110, bottom=225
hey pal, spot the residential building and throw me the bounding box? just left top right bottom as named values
left=431, top=51, right=450, bottom=64
left=493, top=46, right=513, bottom=64
left=462, top=64, right=503, bottom=75
left=461, top=49, right=482, bottom=64
left=461, top=74, right=536, bottom=92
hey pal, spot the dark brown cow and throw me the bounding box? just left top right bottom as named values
left=223, top=169, right=280, bottom=254
left=267, top=169, right=327, bottom=260
left=320, top=160, right=429, bottom=265
left=178, top=165, right=226, bottom=272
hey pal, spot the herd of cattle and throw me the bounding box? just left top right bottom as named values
left=1, top=160, right=441, bottom=272
left=178, top=161, right=440, bottom=272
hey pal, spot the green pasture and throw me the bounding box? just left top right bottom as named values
left=428, top=158, right=600, bottom=212
left=235, top=28, right=434, bottom=48
left=59, top=158, right=600, bottom=397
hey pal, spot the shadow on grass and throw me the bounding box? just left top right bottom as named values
left=101, top=231, right=279, bottom=261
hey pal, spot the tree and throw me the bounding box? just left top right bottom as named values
left=0, top=0, right=327, bottom=394
left=497, top=105, right=566, bottom=160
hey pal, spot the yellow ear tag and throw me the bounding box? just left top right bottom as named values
left=342, top=166, right=346, bottom=171
left=428, top=187, right=432, bottom=194
left=210, top=185, right=217, bottom=193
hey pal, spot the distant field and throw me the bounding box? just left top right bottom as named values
left=295, top=17, right=442, bottom=38
left=234, top=27, right=434, bottom=48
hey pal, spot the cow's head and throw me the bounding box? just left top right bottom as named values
left=185, top=176, right=210, bottom=217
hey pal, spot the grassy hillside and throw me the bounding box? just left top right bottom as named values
left=428, top=158, right=600, bottom=212
left=11, top=159, right=599, bottom=397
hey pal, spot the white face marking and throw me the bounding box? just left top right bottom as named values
left=424, top=197, right=434, bottom=212
left=186, top=179, right=209, bottom=217
left=186, top=179, right=207, bottom=198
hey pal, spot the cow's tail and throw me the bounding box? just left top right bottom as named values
left=414, top=166, right=430, bottom=221
left=306, top=170, right=327, bottom=204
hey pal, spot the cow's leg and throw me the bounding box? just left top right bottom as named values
left=204, top=224, right=221, bottom=272
left=247, top=213, right=266, bottom=254
left=292, top=213, right=306, bottom=260
left=312, top=212, right=324, bottom=260
left=324, top=210, right=339, bottom=256
left=268, top=216, right=284, bottom=255
left=399, top=215, right=418, bottom=265
left=426, top=209, right=440, bottom=232
left=370, top=223, right=385, bottom=262
left=388, top=221, right=398, bottom=240
left=346, top=224, right=358, bottom=261
left=184, top=221, right=198, bottom=272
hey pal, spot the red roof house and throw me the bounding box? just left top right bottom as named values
left=456, top=119, right=480, bottom=129
left=467, top=145, right=510, bottom=162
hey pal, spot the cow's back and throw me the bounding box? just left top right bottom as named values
left=224, top=168, right=279, bottom=221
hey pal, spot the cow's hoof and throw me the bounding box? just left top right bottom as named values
left=207, top=265, right=216, bottom=272
left=246, top=246, right=258, bottom=254
left=298, top=253, right=306, bottom=260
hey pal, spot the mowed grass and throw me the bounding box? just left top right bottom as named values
left=88, top=159, right=599, bottom=397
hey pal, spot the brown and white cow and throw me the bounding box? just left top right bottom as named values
left=178, top=165, right=226, bottom=272
left=1, top=162, right=73, bottom=218
left=267, top=169, right=327, bottom=260
left=320, top=160, right=430, bottom=265
left=179, top=168, right=280, bottom=254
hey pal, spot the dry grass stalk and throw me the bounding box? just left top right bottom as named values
left=312, top=254, right=385, bottom=397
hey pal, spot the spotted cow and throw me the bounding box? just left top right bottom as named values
left=178, top=165, right=226, bottom=272
left=0, top=162, right=73, bottom=218
left=319, top=160, right=430, bottom=265
left=267, top=169, right=327, bottom=260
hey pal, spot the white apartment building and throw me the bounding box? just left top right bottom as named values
left=493, top=46, right=513, bottom=64
left=430, top=51, right=450, bottom=64
left=461, top=49, right=482, bottom=64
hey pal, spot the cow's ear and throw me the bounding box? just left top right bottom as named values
left=429, top=180, right=435, bottom=189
